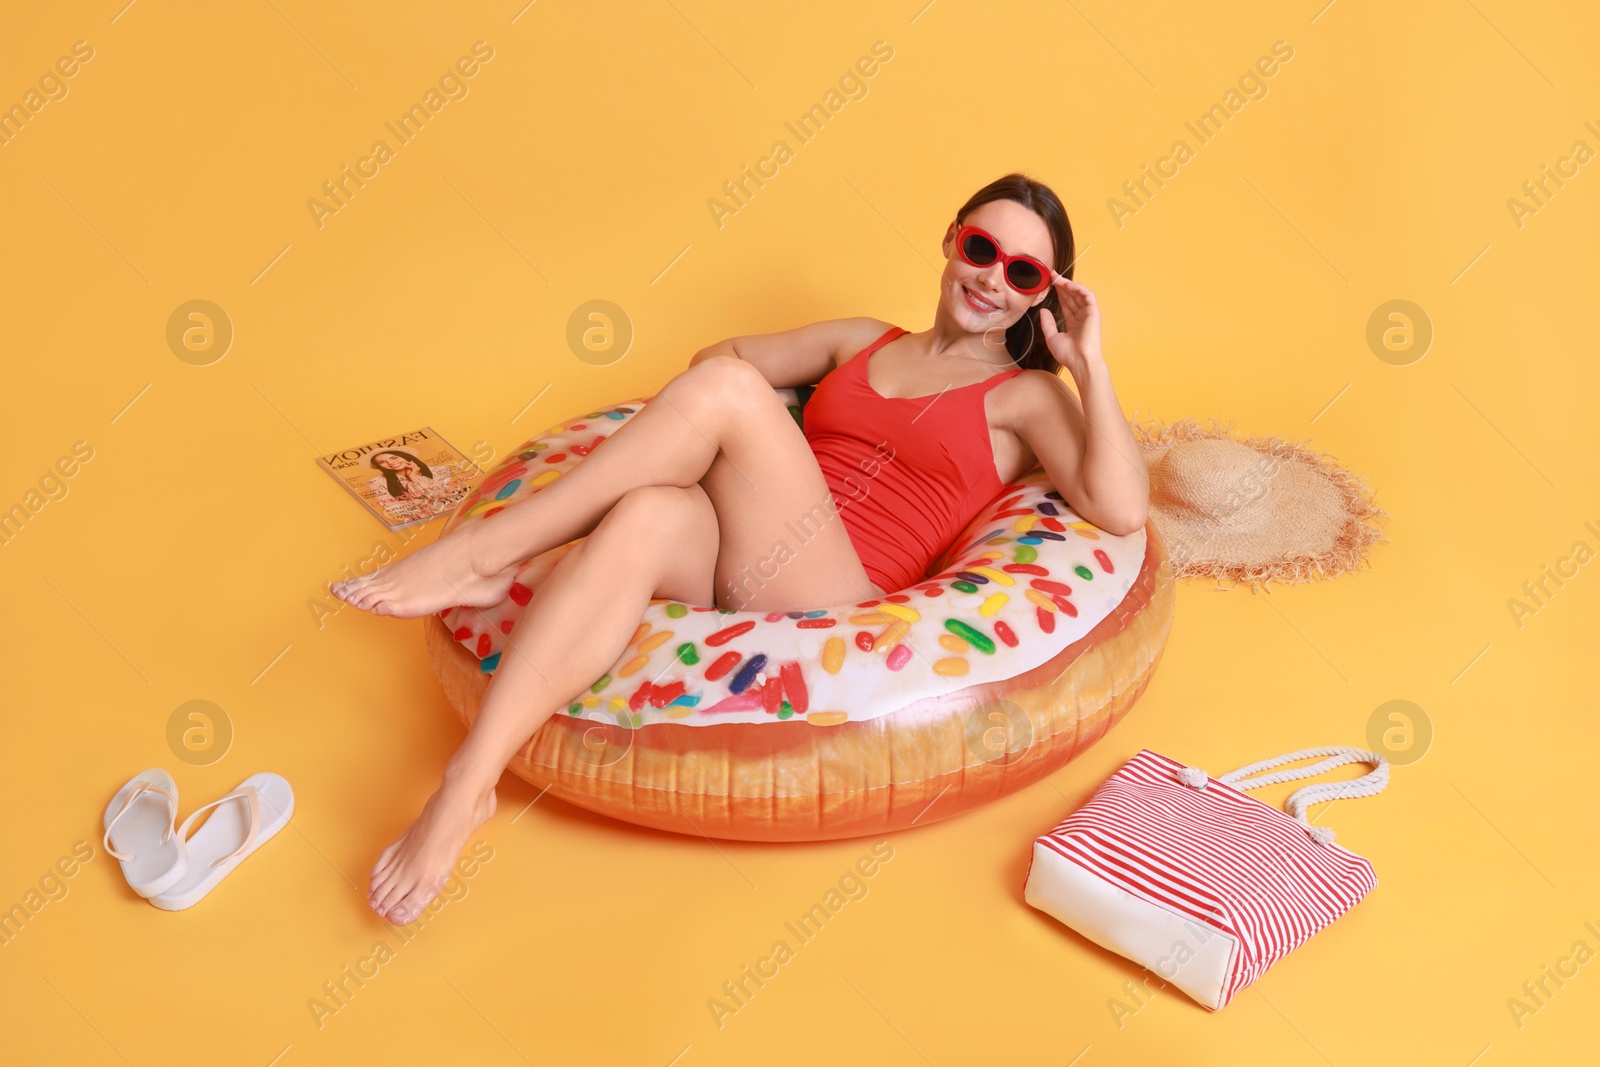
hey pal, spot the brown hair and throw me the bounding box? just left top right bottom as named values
left=954, top=173, right=1075, bottom=373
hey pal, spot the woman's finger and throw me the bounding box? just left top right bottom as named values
left=1058, top=283, right=1090, bottom=316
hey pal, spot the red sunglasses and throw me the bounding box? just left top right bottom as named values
left=954, top=224, right=1054, bottom=296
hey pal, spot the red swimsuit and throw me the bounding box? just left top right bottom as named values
left=803, top=326, right=1023, bottom=593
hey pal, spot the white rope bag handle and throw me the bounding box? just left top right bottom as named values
left=1175, top=746, right=1389, bottom=846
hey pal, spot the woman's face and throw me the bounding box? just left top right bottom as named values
left=374, top=453, right=410, bottom=471
left=939, top=198, right=1056, bottom=337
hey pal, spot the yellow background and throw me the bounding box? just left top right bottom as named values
left=2, top=0, right=1596, bottom=1063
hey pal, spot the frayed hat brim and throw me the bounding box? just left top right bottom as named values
left=1130, top=415, right=1390, bottom=592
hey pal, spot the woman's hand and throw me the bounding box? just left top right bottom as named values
left=1038, top=275, right=1103, bottom=381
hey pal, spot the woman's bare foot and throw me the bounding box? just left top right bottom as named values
left=332, top=524, right=518, bottom=618
left=368, top=778, right=498, bottom=925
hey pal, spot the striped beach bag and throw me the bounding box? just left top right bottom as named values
left=1024, top=747, right=1389, bottom=1010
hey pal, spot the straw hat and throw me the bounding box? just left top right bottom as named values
left=1130, top=417, right=1389, bottom=591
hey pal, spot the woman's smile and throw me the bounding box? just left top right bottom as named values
left=961, top=283, right=1001, bottom=313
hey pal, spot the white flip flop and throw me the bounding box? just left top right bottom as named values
left=149, top=772, right=294, bottom=912
left=102, top=768, right=187, bottom=898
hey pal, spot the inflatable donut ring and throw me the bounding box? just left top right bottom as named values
left=425, top=390, right=1175, bottom=841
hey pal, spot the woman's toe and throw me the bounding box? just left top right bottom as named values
left=372, top=875, right=411, bottom=916
left=394, top=885, right=437, bottom=925
left=373, top=867, right=406, bottom=904
left=372, top=840, right=402, bottom=875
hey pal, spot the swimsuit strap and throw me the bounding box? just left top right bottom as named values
left=852, top=326, right=907, bottom=365
left=981, top=366, right=1025, bottom=391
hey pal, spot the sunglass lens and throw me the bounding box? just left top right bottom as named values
left=1007, top=260, right=1044, bottom=292
left=961, top=232, right=998, bottom=265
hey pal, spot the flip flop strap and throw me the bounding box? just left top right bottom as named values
left=103, top=780, right=178, bottom=862
left=176, top=785, right=263, bottom=869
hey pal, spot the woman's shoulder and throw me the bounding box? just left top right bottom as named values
left=1001, top=366, right=1071, bottom=393
left=988, top=366, right=1078, bottom=422
left=828, top=317, right=902, bottom=365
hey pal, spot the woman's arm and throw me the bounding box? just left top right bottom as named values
left=1012, top=278, right=1149, bottom=536
left=689, top=317, right=891, bottom=389
left=1012, top=368, right=1148, bottom=536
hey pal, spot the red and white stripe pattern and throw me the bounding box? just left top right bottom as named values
left=1036, top=749, right=1377, bottom=1007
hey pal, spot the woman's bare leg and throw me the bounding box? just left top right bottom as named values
left=368, top=484, right=721, bottom=924
left=333, top=356, right=828, bottom=617
left=365, top=415, right=885, bottom=923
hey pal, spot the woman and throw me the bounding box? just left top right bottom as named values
left=333, top=173, right=1149, bottom=925
left=369, top=450, right=434, bottom=500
